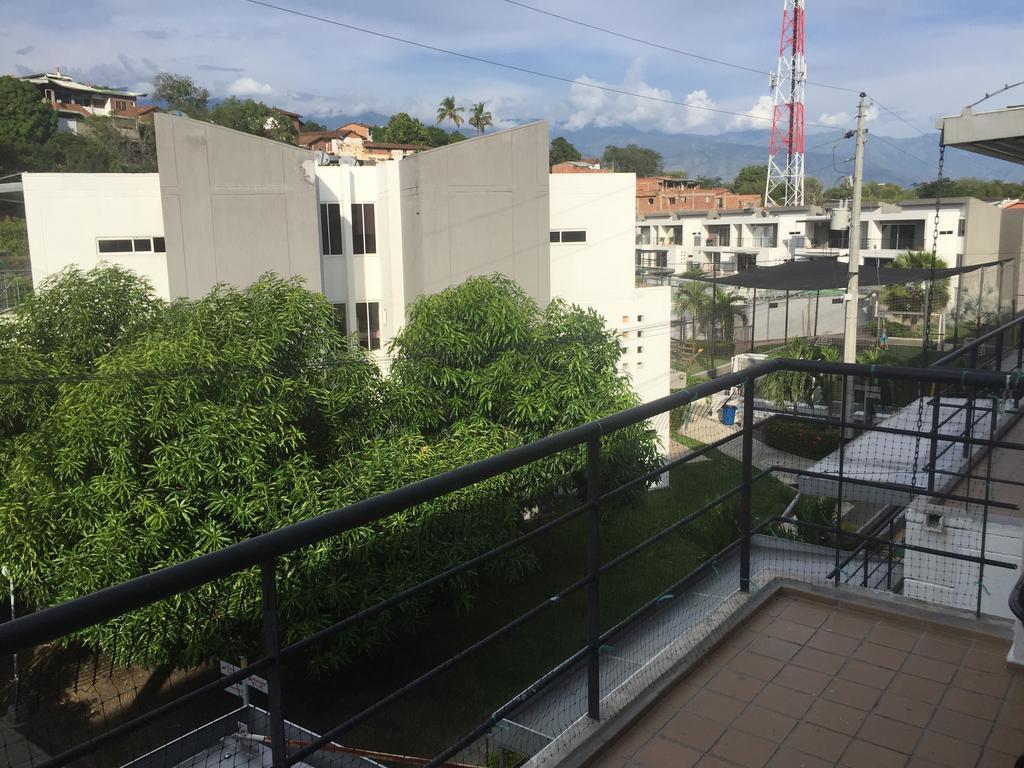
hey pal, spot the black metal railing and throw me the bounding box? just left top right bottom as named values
left=2, top=348, right=1023, bottom=768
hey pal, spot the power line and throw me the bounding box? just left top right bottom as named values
left=868, top=133, right=933, bottom=168
left=967, top=80, right=1024, bottom=110
left=242, top=0, right=839, bottom=130
left=498, top=0, right=862, bottom=95
left=869, top=99, right=932, bottom=137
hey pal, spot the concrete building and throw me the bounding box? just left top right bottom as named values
left=22, top=115, right=669, bottom=448
left=635, top=177, right=760, bottom=216
left=19, top=70, right=150, bottom=134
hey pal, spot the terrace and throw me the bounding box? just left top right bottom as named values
left=2, top=318, right=1024, bottom=768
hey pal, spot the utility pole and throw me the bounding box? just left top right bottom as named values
left=843, top=93, right=868, bottom=430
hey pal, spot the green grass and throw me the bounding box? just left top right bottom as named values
left=282, top=451, right=795, bottom=759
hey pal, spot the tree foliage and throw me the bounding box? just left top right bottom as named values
left=882, top=251, right=951, bottom=315
left=549, top=136, right=581, bottom=167
left=823, top=179, right=908, bottom=202
left=602, top=144, right=662, bottom=176
left=151, top=72, right=210, bottom=118
left=731, top=164, right=767, bottom=196
left=912, top=177, right=1024, bottom=200
left=0, top=216, right=29, bottom=269
left=301, top=119, right=327, bottom=132
left=208, top=97, right=298, bottom=143
left=373, top=112, right=464, bottom=147
left=758, top=337, right=840, bottom=408
left=0, top=76, right=57, bottom=146
left=673, top=269, right=748, bottom=343
left=468, top=102, right=493, bottom=135
left=0, top=269, right=657, bottom=668
left=436, top=96, right=464, bottom=128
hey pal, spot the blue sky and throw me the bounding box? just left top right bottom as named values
left=4, top=0, right=1023, bottom=137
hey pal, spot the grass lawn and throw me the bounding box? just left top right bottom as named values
left=283, top=449, right=795, bottom=758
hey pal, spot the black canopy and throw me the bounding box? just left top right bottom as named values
left=685, top=258, right=1008, bottom=291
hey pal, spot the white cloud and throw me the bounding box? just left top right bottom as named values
left=562, top=61, right=720, bottom=134
left=227, top=77, right=273, bottom=96
left=818, top=111, right=851, bottom=127
left=727, top=96, right=775, bottom=131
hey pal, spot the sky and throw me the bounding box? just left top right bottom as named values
left=4, top=0, right=1024, bottom=138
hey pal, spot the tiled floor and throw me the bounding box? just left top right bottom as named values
left=588, top=592, right=1024, bottom=768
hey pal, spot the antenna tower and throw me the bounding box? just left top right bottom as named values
left=765, top=0, right=806, bottom=207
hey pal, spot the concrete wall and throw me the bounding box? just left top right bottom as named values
left=155, top=113, right=321, bottom=299
left=22, top=173, right=169, bottom=298
left=904, top=503, right=1021, bottom=619
left=550, top=173, right=671, bottom=455
left=999, top=208, right=1024, bottom=312
left=398, top=121, right=550, bottom=307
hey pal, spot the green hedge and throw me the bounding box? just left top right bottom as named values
left=760, top=416, right=840, bottom=460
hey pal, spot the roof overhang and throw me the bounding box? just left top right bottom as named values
left=939, top=106, right=1024, bottom=166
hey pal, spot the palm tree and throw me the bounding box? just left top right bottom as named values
left=436, top=96, right=464, bottom=128
left=673, top=269, right=748, bottom=345
left=758, top=337, right=841, bottom=410
left=468, top=102, right=493, bottom=135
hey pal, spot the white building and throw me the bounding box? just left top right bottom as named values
left=23, top=114, right=671, bottom=451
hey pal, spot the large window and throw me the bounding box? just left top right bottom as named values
left=551, top=229, right=587, bottom=243
left=356, top=302, right=381, bottom=350
left=352, top=203, right=376, bottom=255
left=320, top=203, right=343, bottom=255
left=886, top=223, right=918, bottom=250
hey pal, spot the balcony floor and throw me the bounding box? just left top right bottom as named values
left=584, top=589, right=1023, bottom=768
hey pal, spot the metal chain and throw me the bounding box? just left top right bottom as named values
left=910, top=143, right=946, bottom=489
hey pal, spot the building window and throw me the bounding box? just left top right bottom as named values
left=97, top=237, right=163, bottom=254
left=705, top=196, right=711, bottom=203
left=939, top=230, right=952, bottom=235
left=668, top=197, right=676, bottom=205
left=637, top=361, right=644, bottom=369
left=97, top=239, right=134, bottom=253
left=717, top=198, right=725, bottom=209
left=769, top=302, right=779, bottom=309
left=320, top=203, right=343, bottom=255
left=680, top=196, right=686, bottom=203
left=621, top=315, right=630, bottom=323
left=637, top=346, right=644, bottom=354
left=356, top=301, right=381, bottom=350
left=637, top=330, right=643, bottom=338
left=352, top=204, right=376, bottom=254
left=637, top=314, right=644, bottom=322
left=832, top=297, right=844, bottom=305
left=958, top=219, right=966, bottom=236
left=551, top=229, right=587, bottom=243
left=647, top=197, right=654, bottom=205
left=332, top=303, right=347, bottom=335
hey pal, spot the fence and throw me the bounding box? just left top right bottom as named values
left=0, top=270, right=32, bottom=313
left=2, top=316, right=1024, bottom=768
left=671, top=260, right=1015, bottom=377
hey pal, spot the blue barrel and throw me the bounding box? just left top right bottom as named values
left=720, top=404, right=737, bottom=426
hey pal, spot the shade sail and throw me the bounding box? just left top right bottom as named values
left=685, top=258, right=1008, bottom=291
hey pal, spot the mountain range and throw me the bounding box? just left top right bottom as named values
left=316, top=113, right=1024, bottom=186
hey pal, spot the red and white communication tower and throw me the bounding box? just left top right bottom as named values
left=765, top=0, right=807, bottom=207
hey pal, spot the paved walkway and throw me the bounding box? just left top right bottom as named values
left=1, top=713, right=50, bottom=767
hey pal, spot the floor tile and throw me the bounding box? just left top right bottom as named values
left=807, top=628, right=860, bottom=657
left=804, top=698, right=867, bottom=737
left=912, top=731, right=981, bottom=768
left=772, top=664, right=832, bottom=696
left=631, top=735, right=702, bottom=768
left=858, top=713, right=923, bottom=754
left=986, top=722, right=1024, bottom=756
left=792, top=646, right=845, bottom=676
left=887, top=672, right=947, bottom=706
left=867, top=623, right=921, bottom=652
left=940, top=685, right=1003, bottom=720
left=840, top=659, right=896, bottom=690
left=661, top=712, right=726, bottom=752
left=711, top=728, right=777, bottom=768
left=685, top=689, right=747, bottom=725
left=912, top=635, right=968, bottom=666
left=873, top=691, right=935, bottom=728
left=729, top=650, right=785, bottom=682
left=732, top=704, right=797, bottom=743
left=840, top=738, right=908, bottom=768
left=926, top=706, right=994, bottom=746
left=752, top=682, right=814, bottom=718
left=784, top=722, right=851, bottom=763
left=707, top=667, right=767, bottom=703
left=854, top=641, right=908, bottom=671
left=822, top=677, right=882, bottom=711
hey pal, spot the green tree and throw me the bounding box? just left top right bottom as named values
left=0, top=270, right=657, bottom=668
left=0, top=217, right=29, bottom=270
left=436, top=96, right=464, bottom=129
left=823, top=180, right=908, bottom=202
left=549, top=136, right=581, bottom=166
left=805, top=176, right=824, bottom=205
left=731, top=164, right=768, bottom=196
left=695, top=175, right=724, bottom=188
left=602, top=144, right=662, bottom=176
left=913, top=177, right=1024, bottom=200
left=80, top=115, right=157, bottom=171
left=301, top=119, right=327, bottom=132
left=758, top=337, right=840, bottom=409
left=468, top=102, right=493, bottom=135
left=208, top=98, right=297, bottom=143
left=372, top=112, right=430, bottom=145
left=882, top=251, right=951, bottom=316
left=673, top=269, right=748, bottom=345
left=0, top=76, right=57, bottom=146
left=151, top=72, right=209, bottom=118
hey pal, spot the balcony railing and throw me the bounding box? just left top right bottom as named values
left=734, top=236, right=778, bottom=248
left=2, top=314, right=1024, bottom=768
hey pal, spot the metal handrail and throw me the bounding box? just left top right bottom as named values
left=931, top=311, right=1024, bottom=368
left=0, top=359, right=1014, bottom=655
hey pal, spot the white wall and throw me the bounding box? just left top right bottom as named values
left=22, top=173, right=170, bottom=298
left=904, top=503, right=1022, bottom=619
left=550, top=173, right=672, bottom=454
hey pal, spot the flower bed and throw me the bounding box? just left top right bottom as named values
left=759, top=416, right=840, bottom=460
